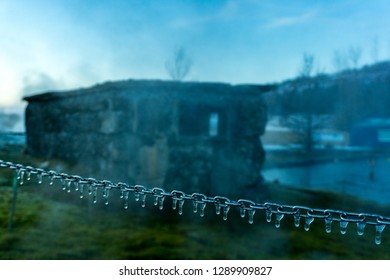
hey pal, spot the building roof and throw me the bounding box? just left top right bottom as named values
left=23, top=79, right=275, bottom=102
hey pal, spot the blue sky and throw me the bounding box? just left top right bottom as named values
left=1, top=0, right=390, bottom=105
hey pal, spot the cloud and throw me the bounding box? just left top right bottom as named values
left=264, top=10, right=317, bottom=29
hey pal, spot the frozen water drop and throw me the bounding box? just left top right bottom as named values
left=74, top=181, right=79, bottom=191
left=26, top=171, right=31, bottom=181
left=340, top=221, right=348, bottom=235
left=67, top=180, right=72, bottom=193
left=294, top=214, right=301, bottom=228
left=140, top=194, right=146, bottom=208
left=215, top=204, right=222, bottom=215
left=153, top=196, right=159, bottom=206
left=375, top=224, right=386, bottom=245
left=222, top=206, right=230, bottom=221
left=178, top=200, right=185, bottom=215
left=325, top=218, right=332, bottom=233
left=79, top=184, right=84, bottom=199
left=357, top=221, right=366, bottom=236
left=134, top=192, right=140, bottom=202
left=18, top=170, right=25, bottom=185
left=37, top=173, right=43, bottom=184
left=120, top=190, right=124, bottom=199
left=16, top=169, right=22, bottom=180
left=275, top=213, right=284, bottom=228
left=123, top=190, right=129, bottom=209
left=172, top=198, right=178, bottom=210
left=193, top=201, right=198, bottom=213
left=266, top=210, right=272, bottom=223
left=91, top=184, right=97, bottom=203
left=61, top=179, right=66, bottom=190
left=158, top=196, right=165, bottom=210
left=304, top=217, right=314, bottom=231
left=103, top=188, right=110, bottom=206
left=199, top=203, right=206, bottom=217
left=248, top=209, right=255, bottom=224
left=49, top=175, right=54, bottom=185
left=240, top=208, right=246, bottom=218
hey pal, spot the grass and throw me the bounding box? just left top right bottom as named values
left=0, top=145, right=390, bottom=259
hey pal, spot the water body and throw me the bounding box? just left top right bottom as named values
left=262, top=158, right=390, bottom=205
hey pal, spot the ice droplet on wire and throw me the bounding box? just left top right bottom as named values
left=275, top=213, right=284, bottom=228
left=340, top=220, right=348, bottom=235
left=156, top=196, right=165, bottom=210
left=247, top=209, right=255, bottom=224
left=357, top=221, right=366, bottom=236
left=222, top=205, right=230, bottom=221
left=375, top=224, right=386, bottom=245
left=304, top=217, right=314, bottom=231
left=199, top=203, right=206, bottom=217
left=325, top=217, right=332, bottom=233
left=79, top=184, right=84, bottom=198
left=17, top=169, right=24, bottom=185
left=266, top=209, right=272, bottom=223
left=294, top=213, right=301, bottom=228
left=215, top=204, right=221, bottom=215
left=123, top=190, right=129, bottom=209
left=37, top=173, right=43, bottom=184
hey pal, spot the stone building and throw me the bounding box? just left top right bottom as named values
left=24, top=79, right=270, bottom=196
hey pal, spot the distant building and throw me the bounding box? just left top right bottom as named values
left=350, top=118, right=390, bottom=148
left=24, top=79, right=271, bottom=195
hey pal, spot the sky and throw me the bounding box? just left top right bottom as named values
left=1, top=0, right=390, bottom=106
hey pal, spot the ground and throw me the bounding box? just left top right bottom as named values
left=0, top=144, right=390, bottom=259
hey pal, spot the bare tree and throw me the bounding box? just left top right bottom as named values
left=332, top=50, right=349, bottom=72
left=348, top=46, right=362, bottom=69
left=299, top=52, right=315, bottom=78
left=284, top=53, right=327, bottom=152
left=165, top=46, right=192, bottom=81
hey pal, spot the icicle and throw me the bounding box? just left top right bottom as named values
left=88, top=183, right=97, bottom=203
left=375, top=224, right=386, bottom=245
left=26, top=170, right=31, bottom=181
left=123, top=190, right=130, bottom=209
left=222, top=205, right=230, bottom=221
left=37, top=173, right=43, bottom=184
left=61, top=178, right=66, bottom=191
left=325, top=217, right=332, bottom=233
left=178, top=200, right=185, bottom=215
left=73, top=181, right=79, bottom=191
left=240, top=208, right=246, bottom=218
left=340, top=220, right=348, bottom=235
left=103, top=188, right=110, bottom=205
left=134, top=192, right=140, bottom=201
left=215, top=204, right=222, bottom=215
left=67, top=180, right=72, bottom=193
left=49, top=174, right=55, bottom=185
left=304, top=217, right=314, bottom=231
left=275, top=213, right=284, bottom=228
left=172, top=198, right=178, bottom=210
left=17, top=169, right=25, bottom=185
left=140, top=193, right=146, bottom=208
left=266, top=209, right=272, bottom=223
left=79, top=184, right=84, bottom=199
left=199, top=203, right=206, bottom=217
left=357, top=221, right=366, bottom=236
left=294, top=213, right=301, bottom=228
left=248, top=209, right=255, bottom=224
left=193, top=201, right=199, bottom=214
left=157, top=196, right=165, bottom=210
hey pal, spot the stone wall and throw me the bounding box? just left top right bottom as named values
left=24, top=79, right=269, bottom=196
